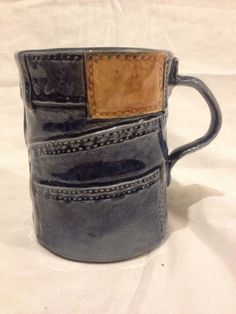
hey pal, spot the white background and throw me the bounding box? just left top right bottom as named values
left=0, top=1, right=235, bottom=313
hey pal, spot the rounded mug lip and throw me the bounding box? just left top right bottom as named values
left=15, top=46, right=174, bottom=58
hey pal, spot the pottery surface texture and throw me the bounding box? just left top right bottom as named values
left=16, top=48, right=222, bottom=262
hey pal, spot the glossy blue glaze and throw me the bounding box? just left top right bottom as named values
left=16, top=48, right=221, bottom=262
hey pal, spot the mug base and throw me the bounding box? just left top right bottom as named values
left=37, top=235, right=165, bottom=263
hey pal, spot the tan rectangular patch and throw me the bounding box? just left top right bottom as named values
left=86, top=52, right=167, bottom=119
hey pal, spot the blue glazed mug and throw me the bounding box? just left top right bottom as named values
left=16, top=48, right=222, bottom=262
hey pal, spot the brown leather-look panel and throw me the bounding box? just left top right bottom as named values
left=85, top=52, right=168, bottom=119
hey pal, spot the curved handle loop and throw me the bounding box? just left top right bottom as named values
left=167, top=65, right=222, bottom=184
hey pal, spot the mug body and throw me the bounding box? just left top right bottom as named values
left=16, top=47, right=178, bottom=262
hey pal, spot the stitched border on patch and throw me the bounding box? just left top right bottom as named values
left=86, top=53, right=167, bottom=118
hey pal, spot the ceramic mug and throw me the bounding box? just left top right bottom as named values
left=16, top=48, right=222, bottom=262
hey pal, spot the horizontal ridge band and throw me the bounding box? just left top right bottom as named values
left=34, top=168, right=161, bottom=201
left=29, top=115, right=162, bottom=157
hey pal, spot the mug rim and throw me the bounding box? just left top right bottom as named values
left=15, top=46, right=174, bottom=58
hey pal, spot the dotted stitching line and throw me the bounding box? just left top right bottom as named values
left=35, top=170, right=159, bottom=195
left=35, top=170, right=160, bottom=200
left=30, top=118, right=160, bottom=156
left=92, top=107, right=159, bottom=117
left=87, top=54, right=164, bottom=61
left=27, top=54, right=83, bottom=61
left=88, top=60, right=96, bottom=116
left=163, top=57, right=171, bottom=109
left=47, top=181, right=156, bottom=201
left=158, top=181, right=166, bottom=239
left=158, top=60, right=163, bottom=111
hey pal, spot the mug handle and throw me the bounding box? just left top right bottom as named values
left=167, top=58, right=222, bottom=184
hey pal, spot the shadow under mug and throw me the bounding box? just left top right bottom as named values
left=15, top=47, right=222, bottom=262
